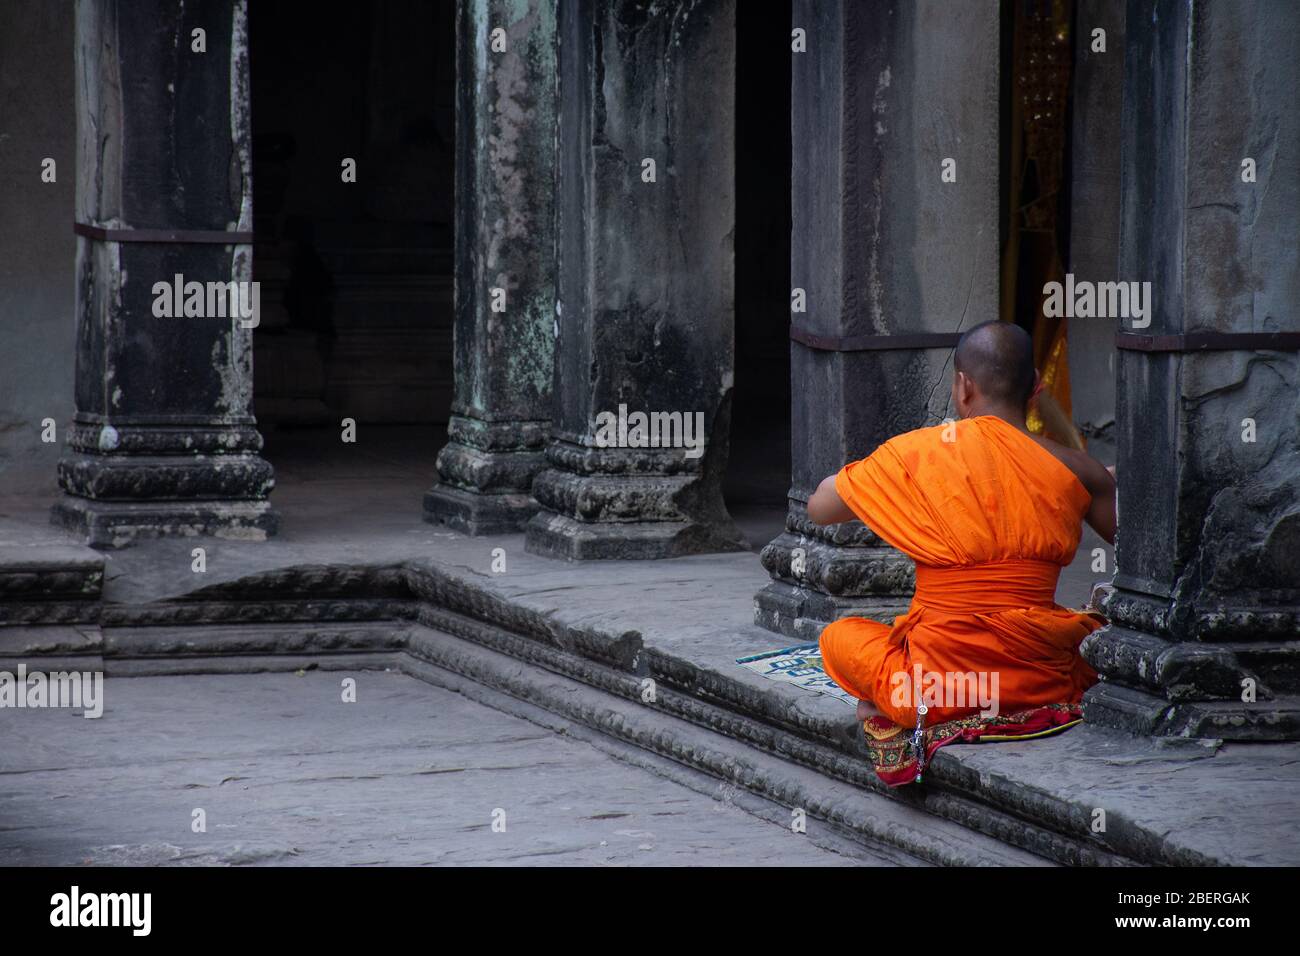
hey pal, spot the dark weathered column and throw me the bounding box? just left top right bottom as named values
left=755, top=0, right=1001, bottom=639
left=423, top=0, right=558, bottom=535
left=1082, top=0, right=1300, bottom=740
left=1067, top=0, right=1125, bottom=438
left=523, top=0, right=743, bottom=560
left=52, top=0, right=276, bottom=548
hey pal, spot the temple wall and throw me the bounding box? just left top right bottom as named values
left=0, top=1, right=76, bottom=494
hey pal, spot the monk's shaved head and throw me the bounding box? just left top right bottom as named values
left=953, top=320, right=1037, bottom=410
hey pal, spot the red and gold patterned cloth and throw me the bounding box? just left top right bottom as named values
left=863, top=703, right=1083, bottom=788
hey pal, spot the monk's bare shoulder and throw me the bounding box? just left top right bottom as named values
left=1029, top=434, right=1113, bottom=495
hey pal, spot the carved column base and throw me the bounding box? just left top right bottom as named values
left=523, top=439, right=744, bottom=561
left=52, top=498, right=279, bottom=549
left=755, top=580, right=913, bottom=643
left=424, top=413, right=548, bottom=535
left=51, top=422, right=278, bottom=549
left=754, top=505, right=915, bottom=641
left=423, top=483, right=541, bottom=537
left=1081, top=586, right=1300, bottom=740
left=526, top=511, right=742, bottom=561
left=1083, top=681, right=1300, bottom=741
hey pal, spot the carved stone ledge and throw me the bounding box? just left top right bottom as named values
left=51, top=499, right=279, bottom=550
left=1083, top=680, right=1300, bottom=741
left=1103, top=585, right=1300, bottom=642
left=445, top=411, right=548, bottom=453
left=433, top=442, right=545, bottom=495
left=57, top=453, right=275, bottom=501
left=67, top=420, right=265, bottom=456
left=525, top=512, right=744, bottom=562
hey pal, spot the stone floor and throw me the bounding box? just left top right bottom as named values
left=1, top=426, right=1293, bottom=866
left=0, top=671, right=894, bottom=866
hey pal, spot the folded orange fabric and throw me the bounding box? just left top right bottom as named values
left=863, top=703, right=1084, bottom=787
left=820, top=416, right=1103, bottom=729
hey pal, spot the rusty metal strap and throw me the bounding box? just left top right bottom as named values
left=74, top=222, right=254, bottom=244
left=1116, top=331, right=1300, bottom=352
left=790, top=326, right=962, bottom=352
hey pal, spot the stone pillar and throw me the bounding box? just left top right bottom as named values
left=754, top=0, right=1001, bottom=639
left=523, top=0, right=743, bottom=560
left=1067, top=0, right=1125, bottom=440
left=52, top=0, right=277, bottom=548
left=423, top=0, right=558, bottom=536
left=1081, top=0, right=1300, bottom=740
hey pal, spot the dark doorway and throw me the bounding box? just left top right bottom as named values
left=998, top=0, right=1082, bottom=450
left=726, top=0, right=794, bottom=552
left=249, top=0, right=455, bottom=495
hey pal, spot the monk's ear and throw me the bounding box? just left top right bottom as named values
left=954, top=370, right=973, bottom=403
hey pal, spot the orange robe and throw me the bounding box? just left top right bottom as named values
left=819, top=415, right=1101, bottom=729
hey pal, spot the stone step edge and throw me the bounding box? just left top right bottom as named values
left=398, top=624, right=1056, bottom=867
left=2, top=559, right=1210, bottom=864
left=21, top=613, right=1133, bottom=866
left=403, top=611, right=1131, bottom=867
left=3, top=626, right=1057, bottom=866
left=399, top=564, right=1208, bottom=865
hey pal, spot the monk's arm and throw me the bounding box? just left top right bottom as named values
left=807, top=473, right=857, bottom=526
left=1080, top=458, right=1117, bottom=546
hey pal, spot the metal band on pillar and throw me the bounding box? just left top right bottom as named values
left=74, top=222, right=255, bottom=244
left=1115, top=331, right=1300, bottom=352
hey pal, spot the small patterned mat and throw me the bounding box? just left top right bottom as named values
left=735, top=643, right=855, bottom=706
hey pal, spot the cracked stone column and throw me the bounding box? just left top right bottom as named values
left=52, top=0, right=277, bottom=548
left=423, top=0, right=558, bottom=535
left=1081, top=0, right=1300, bottom=740
left=523, top=0, right=744, bottom=560
left=754, top=0, right=1000, bottom=639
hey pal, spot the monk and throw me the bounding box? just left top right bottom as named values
left=807, top=320, right=1117, bottom=729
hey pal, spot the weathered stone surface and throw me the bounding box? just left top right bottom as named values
left=0, top=546, right=103, bottom=599
left=425, top=0, right=558, bottom=535
left=53, top=0, right=277, bottom=547
left=523, top=0, right=744, bottom=560
left=0, top=671, right=905, bottom=867
left=1067, top=0, right=1125, bottom=437
left=52, top=498, right=278, bottom=551
left=756, top=0, right=1001, bottom=636
left=0, top=624, right=101, bottom=659
left=1083, top=0, right=1300, bottom=738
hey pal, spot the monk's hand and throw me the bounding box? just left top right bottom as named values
left=807, top=473, right=857, bottom=526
